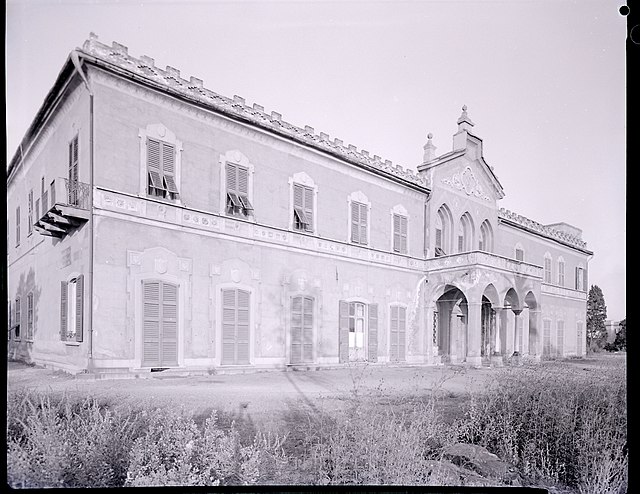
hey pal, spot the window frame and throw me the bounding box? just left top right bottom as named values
left=219, top=150, right=255, bottom=220
left=60, top=275, right=84, bottom=343
left=543, top=253, right=552, bottom=283
left=15, top=207, right=20, bottom=247
left=557, top=257, right=565, bottom=286
left=26, top=292, right=34, bottom=341
left=514, top=243, right=524, bottom=262
left=347, top=191, right=371, bottom=246
left=13, top=297, right=21, bottom=340
left=138, top=124, right=183, bottom=204
left=28, top=190, right=33, bottom=236
left=390, top=204, right=409, bottom=255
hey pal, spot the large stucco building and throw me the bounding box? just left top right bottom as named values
left=7, top=35, right=592, bottom=375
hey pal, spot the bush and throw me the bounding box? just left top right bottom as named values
left=7, top=391, right=145, bottom=488
left=458, top=365, right=627, bottom=493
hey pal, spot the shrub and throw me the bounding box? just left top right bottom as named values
left=7, top=391, right=145, bottom=488
left=125, top=408, right=288, bottom=486
left=458, top=364, right=627, bottom=493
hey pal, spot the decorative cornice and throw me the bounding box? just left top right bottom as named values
left=78, top=35, right=428, bottom=190
left=441, top=166, right=491, bottom=202
left=498, top=208, right=590, bottom=252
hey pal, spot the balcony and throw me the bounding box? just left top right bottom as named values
left=34, top=178, right=90, bottom=238
left=424, top=250, right=544, bottom=279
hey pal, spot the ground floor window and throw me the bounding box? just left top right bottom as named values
left=142, top=280, right=178, bottom=367
left=556, top=320, right=564, bottom=356
left=390, top=305, right=407, bottom=362
left=338, top=301, right=378, bottom=363
left=14, top=297, right=21, bottom=340
left=60, top=276, right=84, bottom=342
left=291, top=296, right=313, bottom=364
left=26, top=292, right=34, bottom=341
left=576, top=322, right=584, bottom=357
left=543, top=319, right=551, bottom=356
left=221, top=288, right=250, bottom=365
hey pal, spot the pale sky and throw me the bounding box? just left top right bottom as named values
left=5, top=0, right=626, bottom=321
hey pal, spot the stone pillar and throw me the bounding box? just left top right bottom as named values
left=505, top=310, right=516, bottom=356
left=466, top=302, right=483, bottom=368
left=513, top=310, right=523, bottom=355
left=522, top=308, right=530, bottom=355
left=492, top=308, right=505, bottom=366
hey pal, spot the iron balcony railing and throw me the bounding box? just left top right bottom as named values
left=41, top=178, right=91, bottom=210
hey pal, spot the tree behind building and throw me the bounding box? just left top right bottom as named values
left=586, top=285, right=608, bottom=351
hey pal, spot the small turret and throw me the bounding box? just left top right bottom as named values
left=423, top=133, right=437, bottom=164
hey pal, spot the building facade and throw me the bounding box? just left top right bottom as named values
left=7, top=36, right=592, bottom=375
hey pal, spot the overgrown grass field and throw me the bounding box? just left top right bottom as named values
left=7, top=358, right=627, bottom=491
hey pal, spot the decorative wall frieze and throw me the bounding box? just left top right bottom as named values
left=541, top=283, right=587, bottom=301
left=441, top=166, right=491, bottom=202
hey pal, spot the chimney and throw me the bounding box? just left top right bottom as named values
left=453, top=104, right=476, bottom=150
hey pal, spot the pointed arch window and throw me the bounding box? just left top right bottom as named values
left=435, top=205, right=452, bottom=257
left=557, top=257, right=565, bottom=286
left=479, top=219, right=493, bottom=252
left=514, top=243, right=524, bottom=262
left=544, top=253, right=552, bottom=283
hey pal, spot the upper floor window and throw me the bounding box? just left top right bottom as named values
left=575, top=265, right=586, bottom=292
left=147, top=139, right=179, bottom=200
left=15, top=207, right=20, bottom=247
left=514, top=244, right=524, bottom=261
left=28, top=191, right=33, bottom=236
left=479, top=219, right=493, bottom=252
left=544, top=253, right=552, bottom=283
left=226, top=162, right=254, bottom=217
left=139, top=124, right=182, bottom=203
left=435, top=204, right=452, bottom=257
left=351, top=202, right=368, bottom=245
left=458, top=212, right=474, bottom=253
left=348, top=191, right=370, bottom=246
left=558, top=258, right=565, bottom=286
left=220, top=150, right=254, bottom=219
left=392, top=214, right=408, bottom=254
left=68, top=135, right=80, bottom=205
left=293, top=184, right=314, bottom=232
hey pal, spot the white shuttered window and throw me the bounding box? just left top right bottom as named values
left=147, top=138, right=179, bottom=200
left=393, top=214, right=408, bottom=254
left=351, top=201, right=368, bottom=245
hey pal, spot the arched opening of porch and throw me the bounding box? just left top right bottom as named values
left=481, top=284, right=500, bottom=363
left=502, top=288, right=523, bottom=357
left=434, top=286, right=468, bottom=363
left=525, top=291, right=539, bottom=358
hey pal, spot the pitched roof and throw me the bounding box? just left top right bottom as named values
left=79, top=35, right=428, bottom=191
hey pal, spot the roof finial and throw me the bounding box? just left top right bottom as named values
left=457, top=104, right=474, bottom=131
left=423, top=132, right=437, bottom=164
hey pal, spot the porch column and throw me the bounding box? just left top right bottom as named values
left=513, top=309, right=523, bottom=355
left=492, top=307, right=505, bottom=366
left=505, top=309, right=516, bottom=356
left=424, top=303, right=436, bottom=363
left=522, top=308, right=530, bottom=355
left=466, top=302, right=483, bottom=367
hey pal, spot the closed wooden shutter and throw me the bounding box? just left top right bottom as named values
left=161, top=282, right=178, bottom=365
left=458, top=235, right=464, bottom=253
left=226, top=163, right=237, bottom=192
left=238, top=167, right=249, bottom=195
left=543, top=320, right=551, bottom=356
left=221, top=289, right=250, bottom=365
left=60, top=281, right=68, bottom=340
left=544, top=258, right=551, bottom=283
left=69, top=136, right=78, bottom=183
left=359, top=203, right=368, bottom=245
left=339, top=301, right=349, bottom=363
left=16, top=207, right=20, bottom=247
left=400, top=215, right=407, bottom=254
left=75, top=275, right=84, bottom=342
left=575, top=267, right=579, bottom=290
left=576, top=322, right=583, bottom=357
left=557, top=321, right=564, bottom=356
left=303, top=296, right=314, bottom=362
left=390, top=305, right=399, bottom=361
left=142, top=281, right=161, bottom=366
left=293, top=185, right=308, bottom=230
left=351, top=202, right=360, bottom=244
left=28, top=191, right=33, bottom=234
left=583, top=269, right=587, bottom=292
left=368, top=303, right=378, bottom=362
left=27, top=293, right=34, bottom=340
left=398, top=306, right=406, bottom=361
left=222, top=289, right=236, bottom=365
left=393, top=214, right=401, bottom=252
left=291, top=296, right=303, bottom=364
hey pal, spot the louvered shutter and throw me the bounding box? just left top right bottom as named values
left=142, top=281, right=161, bottom=366
left=161, top=282, right=178, bottom=366
left=557, top=321, right=564, bottom=356
left=147, top=139, right=163, bottom=190
left=291, top=296, right=303, bottom=364
left=226, top=163, right=237, bottom=192
left=238, top=167, right=249, bottom=195
left=303, top=297, right=314, bottom=362
left=339, top=301, right=349, bottom=363
left=236, top=290, right=250, bottom=364
left=161, top=143, right=179, bottom=195
left=398, top=306, right=407, bottom=361
left=75, top=275, right=84, bottom=342
left=543, top=320, right=551, bottom=356
left=222, top=289, right=236, bottom=365
left=368, top=303, right=378, bottom=362
left=575, top=267, right=579, bottom=290
left=458, top=235, right=464, bottom=253
left=393, top=214, right=401, bottom=252
left=351, top=203, right=360, bottom=244
left=27, top=293, right=33, bottom=340
left=304, top=187, right=314, bottom=232
left=390, top=305, right=399, bottom=361
left=60, top=281, right=68, bottom=340
left=400, top=216, right=407, bottom=254
left=28, top=191, right=33, bottom=234
left=359, top=203, right=368, bottom=245
left=293, top=185, right=306, bottom=229
left=583, top=269, right=587, bottom=292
